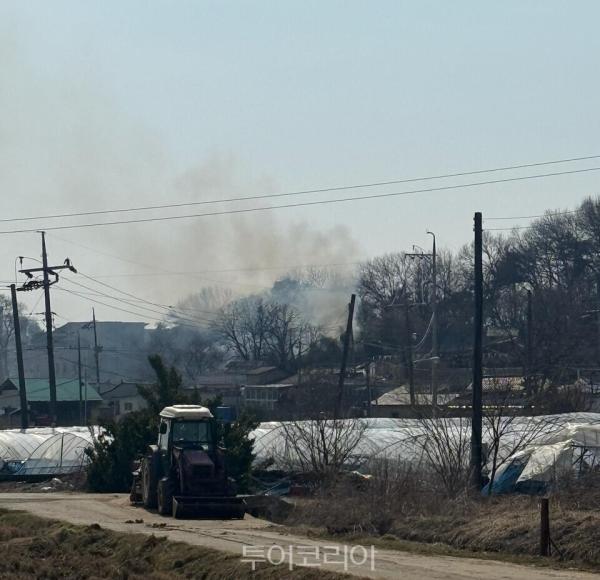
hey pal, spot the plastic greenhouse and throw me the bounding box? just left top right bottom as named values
left=0, top=427, right=100, bottom=477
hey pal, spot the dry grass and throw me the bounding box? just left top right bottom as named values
left=283, top=471, right=600, bottom=571
left=0, top=509, right=348, bottom=580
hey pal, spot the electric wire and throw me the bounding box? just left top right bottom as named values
left=2, top=154, right=599, bottom=225
left=1, top=166, right=599, bottom=235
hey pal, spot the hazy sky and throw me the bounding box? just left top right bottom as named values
left=1, top=1, right=599, bottom=324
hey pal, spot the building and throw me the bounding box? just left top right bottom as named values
left=241, top=383, right=293, bottom=411
left=96, top=381, right=150, bottom=421
left=185, top=374, right=244, bottom=406
left=182, top=366, right=295, bottom=417
left=0, top=378, right=102, bottom=427
left=370, top=386, right=458, bottom=418
left=244, top=366, right=290, bottom=385
left=21, top=321, right=155, bottom=385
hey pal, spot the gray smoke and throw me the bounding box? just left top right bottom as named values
left=0, top=24, right=361, bottom=324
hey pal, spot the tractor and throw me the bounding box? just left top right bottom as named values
left=131, top=404, right=246, bottom=519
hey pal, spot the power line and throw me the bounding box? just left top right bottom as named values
left=56, top=285, right=210, bottom=330
left=75, top=270, right=218, bottom=319
left=57, top=279, right=215, bottom=326
left=485, top=225, right=535, bottom=232
left=486, top=209, right=582, bottom=221
left=1, top=166, right=599, bottom=235
left=2, top=154, right=599, bottom=225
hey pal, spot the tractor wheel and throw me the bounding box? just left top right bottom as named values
left=157, top=479, right=173, bottom=516
left=141, top=455, right=159, bottom=509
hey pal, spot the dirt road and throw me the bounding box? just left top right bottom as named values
left=0, top=493, right=596, bottom=579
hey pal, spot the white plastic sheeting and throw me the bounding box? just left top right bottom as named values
left=252, top=417, right=427, bottom=466
left=251, top=413, right=600, bottom=487
left=0, top=427, right=100, bottom=476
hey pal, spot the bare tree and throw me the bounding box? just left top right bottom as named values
left=213, top=296, right=320, bottom=371
left=277, top=415, right=367, bottom=475
left=415, top=414, right=472, bottom=496
left=213, top=295, right=275, bottom=361
left=357, top=253, right=415, bottom=315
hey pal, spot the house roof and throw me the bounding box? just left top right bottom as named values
left=99, top=381, right=147, bottom=399
left=373, top=386, right=457, bottom=406
left=243, top=383, right=293, bottom=389
left=190, top=375, right=244, bottom=386
left=246, top=366, right=279, bottom=375
left=0, top=378, right=102, bottom=402
left=465, top=376, right=525, bottom=392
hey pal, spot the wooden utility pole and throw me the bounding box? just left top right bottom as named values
left=78, top=333, right=83, bottom=425
left=366, top=360, right=372, bottom=417
left=471, top=212, right=484, bottom=490
left=337, top=294, right=356, bottom=418
left=41, top=232, right=58, bottom=423
left=540, top=498, right=550, bottom=556
left=92, top=308, right=101, bottom=384
left=427, top=231, right=439, bottom=407
left=84, top=368, right=88, bottom=424
left=10, top=284, right=28, bottom=429
left=405, top=302, right=415, bottom=405
left=596, top=279, right=600, bottom=366
left=18, top=232, right=77, bottom=425
left=526, top=289, right=533, bottom=395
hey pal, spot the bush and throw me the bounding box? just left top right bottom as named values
left=86, top=409, right=156, bottom=492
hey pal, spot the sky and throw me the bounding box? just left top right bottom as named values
left=1, top=1, right=599, bottom=325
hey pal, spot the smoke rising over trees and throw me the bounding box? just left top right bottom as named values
left=143, top=196, right=600, bottom=393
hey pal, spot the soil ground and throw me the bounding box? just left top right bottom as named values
left=0, top=508, right=345, bottom=579
left=0, top=493, right=598, bottom=579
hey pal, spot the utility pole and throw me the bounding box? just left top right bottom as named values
left=18, top=232, right=77, bottom=425
left=337, top=294, right=356, bottom=418
left=366, top=360, right=372, bottom=417
left=41, top=232, right=57, bottom=423
left=84, top=368, right=88, bottom=424
left=471, top=212, right=484, bottom=490
left=0, top=303, right=4, bottom=381
left=427, top=230, right=439, bottom=407
left=92, top=308, right=101, bottom=384
left=10, top=284, right=28, bottom=429
left=297, top=337, right=302, bottom=385
left=404, top=302, right=415, bottom=405
left=526, top=289, right=533, bottom=396
left=596, top=279, right=600, bottom=368
left=78, top=333, right=83, bottom=425
left=82, top=309, right=102, bottom=384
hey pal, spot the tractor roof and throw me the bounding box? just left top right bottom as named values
left=159, top=404, right=213, bottom=420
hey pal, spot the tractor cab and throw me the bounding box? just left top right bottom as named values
left=158, top=405, right=217, bottom=454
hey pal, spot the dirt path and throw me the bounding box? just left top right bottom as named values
left=0, top=493, right=597, bottom=579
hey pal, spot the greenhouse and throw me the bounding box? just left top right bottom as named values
left=251, top=412, right=600, bottom=493
left=0, top=426, right=100, bottom=478
left=1, top=413, right=600, bottom=487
